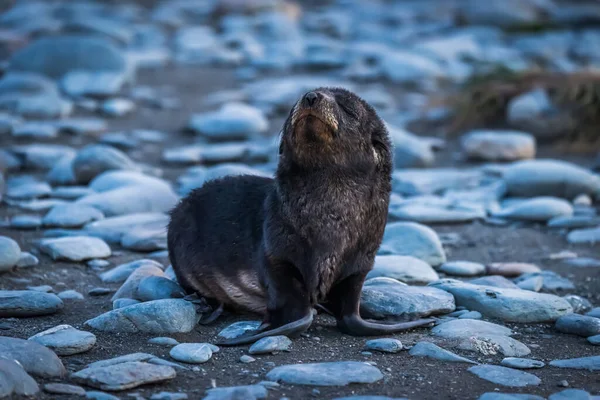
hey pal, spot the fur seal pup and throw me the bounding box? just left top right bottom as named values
left=168, top=87, right=435, bottom=345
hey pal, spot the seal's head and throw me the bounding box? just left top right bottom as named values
left=280, top=87, right=392, bottom=172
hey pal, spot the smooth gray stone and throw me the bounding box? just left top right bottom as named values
left=43, top=383, right=86, bottom=396
left=249, top=336, right=292, bottom=355
left=459, top=335, right=531, bottom=357
left=492, top=197, right=573, bottom=222
left=217, top=321, right=261, bottom=340
left=459, top=311, right=482, bottom=319
left=11, top=214, right=42, bottom=229
left=176, top=163, right=270, bottom=195
left=568, top=227, right=600, bottom=244
left=469, top=275, right=520, bottom=289
left=61, top=70, right=126, bottom=98
left=388, top=200, right=485, bottom=224
left=136, top=276, right=185, bottom=301
left=586, top=308, right=600, bottom=318
left=516, top=276, right=543, bottom=292
left=100, top=259, right=164, bottom=283
left=550, top=355, right=600, bottom=370
left=54, top=118, right=107, bottom=135
left=148, top=337, right=179, bottom=347
left=29, top=324, right=96, bottom=355
left=112, top=264, right=165, bottom=301
left=89, top=170, right=171, bottom=192
left=9, top=144, right=75, bottom=170
left=409, top=341, right=476, bottom=364
left=266, top=361, right=383, bottom=386
left=364, top=338, right=403, bottom=353
left=0, top=336, right=66, bottom=378
left=549, top=389, right=592, bottom=400
left=188, top=102, right=268, bottom=141
left=469, top=365, right=541, bottom=387
left=170, top=343, right=212, bottom=363
left=12, top=122, right=58, bottom=138
left=52, top=186, right=95, bottom=200
left=38, top=236, right=111, bottom=261
left=113, top=298, right=140, bottom=309
left=72, top=361, right=176, bottom=391
left=503, top=159, right=600, bottom=199
left=360, top=278, right=455, bottom=321
left=555, top=313, right=600, bottom=337
left=0, top=358, right=39, bottom=397
left=27, top=285, right=52, bottom=293
left=479, top=394, right=545, bottom=400
left=563, top=258, right=600, bottom=268
left=58, top=290, right=84, bottom=300
left=88, top=260, right=111, bottom=270
left=0, top=290, right=63, bottom=317
left=432, top=319, right=512, bottom=338
left=589, top=335, right=600, bottom=345
left=121, top=226, right=167, bottom=251
left=0, top=236, right=21, bottom=272
left=514, top=271, right=575, bottom=291
left=366, top=255, right=439, bottom=284
left=85, top=299, right=198, bottom=334
left=429, top=279, right=573, bottom=322
left=43, top=203, right=104, bottom=228
left=378, top=222, right=446, bottom=266
left=438, top=261, right=485, bottom=277
left=46, top=153, right=77, bottom=186
left=16, top=252, right=38, bottom=268
left=87, top=353, right=155, bottom=368
left=501, top=357, right=545, bottom=369
left=388, top=126, right=435, bottom=169
left=240, top=355, right=256, bottom=363
left=461, top=130, right=535, bottom=162
left=102, top=98, right=135, bottom=117
left=86, top=391, right=120, bottom=400
left=150, top=392, right=188, bottom=400
left=72, top=144, right=138, bottom=185
left=203, top=385, right=267, bottom=400
left=548, top=215, right=600, bottom=229
left=6, top=180, right=52, bottom=200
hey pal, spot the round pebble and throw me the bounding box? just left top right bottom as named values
left=169, top=343, right=213, bottom=364
left=501, top=357, right=545, bottom=369
left=364, top=338, right=403, bottom=353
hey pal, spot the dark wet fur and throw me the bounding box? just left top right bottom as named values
left=168, top=87, right=435, bottom=345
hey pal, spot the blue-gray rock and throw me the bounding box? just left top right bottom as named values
left=266, top=361, right=383, bottom=386
left=389, top=199, right=486, bottom=224
left=459, top=311, right=482, bottom=319
left=10, top=214, right=42, bottom=230
left=58, top=290, right=84, bottom=300
left=6, top=180, right=52, bottom=200
left=43, top=383, right=86, bottom=396
left=0, top=336, right=66, bottom=378
left=137, top=276, right=185, bottom=302
left=563, top=295, right=592, bottom=314
left=249, top=336, right=292, bottom=354
left=72, top=361, right=176, bottom=391
left=9, top=144, right=75, bottom=170
left=0, top=290, right=63, bottom=317
left=549, top=389, right=592, bottom=400
left=86, top=391, right=120, bottom=400
left=113, top=298, right=140, bottom=309
left=55, top=118, right=107, bottom=136
left=100, top=259, right=163, bottom=283
left=203, top=385, right=267, bottom=400
left=12, top=122, right=59, bottom=139
left=563, top=257, right=600, bottom=268
left=176, top=163, right=270, bottom=195
left=469, top=365, right=541, bottom=387
left=29, top=324, right=96, bottom=355
left=516, top=276, right=544, bottom=292
left=479, top=394, right=544, bottom=400
left=43, top=203, right=104, bottom=228
left=46, top=153, right=76, bottom=186
left=102, top=98, right=135, bottom=117
left=240, top=355, right=256, bottom=363
left=0, top=236, right=21, bottom=272
left=503, top=160, right=600, bottom=199
left=148, top=337, right=179, bottom=347
left=0, top=358, right=39, bottom=397
left=121, top=225, right=167, bottom=251
left=170, top=343, right=212, bottom=364
left=61, top=70, right=126, bottom=98
left=150, top=392, right=188, bottom=400
left=88, top=288, right=113, bottom=296
left=514, top=271, right=575, bottom=291
left=549, top=355, right=600, bottom=370
left=501, top=358, right=545, bottom=369
left=567, top=227, right=600, bottom=245
left=14, top=252, right=37, bottom=269
left=432, top=319, right=512, bottom=338
left=9, top=35, right=130, bottom=81
left=461, top=335, right=530, bottom=356
left=438, top=261, right=485, bottom=277
left=388, top=125, right=435, bottom=168
left=85, top=213, right=169, bottom=243
left=588, top=335, right=600, bottom=345
left=382, top=50, right=443, bottom=83
left=188, top=102, right=268, bottom=141
left=378, top=222, right=446, bottom=266
left=72, top=145, right=138, bottom=185
left=469, top=275, right=520, bottom=289
left=366, top=255, right=439, bottom=284
left=548, top=215, right=600, bottom=229
left=38, top=236, right=111, bottom=261
left=217, top=321, right=261, bottom=340
left=493, top=197, right=573, bottom=222
left=85, top=299, right=198, bottom=334
left=361, top=278, right=455, bottom=321
left=429, top=279, right=573, bottom=322
left=364, top=338, right=403, bottom=353
left=555, top=314, right=600, bottom=337
left=461, top=130, right=535, bottom=161
left=508, top=88, right=554, bottom=126
left=89, top=171, right=171, bottom=193
left=587, top=308, right=600, bottom=318
left=52, top=186, right=94, bottom=200
left=408, top=341, right=477, bottom=364
left=112, top=264, right=165, bottom=301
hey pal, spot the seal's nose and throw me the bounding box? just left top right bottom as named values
left=303, top=91, right=319, bottom=107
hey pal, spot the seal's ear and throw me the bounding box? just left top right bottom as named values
left=371, top=125, right=392, bottom=167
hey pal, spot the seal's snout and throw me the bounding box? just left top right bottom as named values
left=303, top=91, right=320, bottom=107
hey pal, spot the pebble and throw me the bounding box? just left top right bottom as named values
left=567, top=227, right=600, bottom=244
left=85, top=299, right=198, bottom=334
left=555, top=314, right=600, bottom=337
left=102, top=98, right=136, bottom=117
left=0, top=358, right=39, bottom=397
left=549, top=389, right=593, bottom=400
left=86, top=391, right=120, bottom=400
left=136, top=275, right=185, bottom=301
left=588, top=335, right=600, bottom=345
left=501, top=358, right=545, bottom=369
left=486, top=262, right=541, bottom=277
left=379, top=222, right=446, bottom=266
left=150, top=392, right=188, bottom=400
left=364, top=338, right=403, bottom=353
left=10, top=215, right=42, bottom=229
left=240, top=355, right=256, bottom=363
left=113, top=298, right=140, bottom=309
left=562, top=295, right=592, bottom=314
left=361, top=278, right=455, bottom=320
left=148, top=337, right=179, bottom=347
left=169, top=343, right=213, bottom=364
left=469, top=276, right=520, bottom=289
left=0, top=336, right=66, bottom=378
left=438, top=261, right=485, bottom=277
left=43, top=383, right=86, bottom=396
left=563, top=258, right=600, bottom=268
left=0, top=236, right=21, bottom=272
left=249, top=336, right=292, bottom=354
left=514, top=271, right=575, bottom=291
left=217, top=321, right=261, bottom=340
left=38, top=236, right=111, bottom=261
left=468, top=365, right=541, bottom=387
left=549, top=355, right=600, bottom=370
left=492, top=197, right=573, bottom=222
left=29, top=324, right=96, bottom=355
left=203, top=385, right=267, bottom=400
left=266, top=361, right=383, bottom=386
left=89, top=287, right=113, bottom=296
left=100, top=259, right=164, bottom=283
left=587, top=308, right=600, bottom=318
left=61, top=70, right=126, bottom=98
left=58, top=290, right=84, bottom=300
left=89, top=259, right=111, bottom=270
left=408, top=341, right=477, bottom=364
left=459, top=311, right=482, bottom=319
left=112, top=264, right=165, bottom=301
left=72, top=361, right=176, bottom=391
left=461, top=130, right=536, bottom=161
left=188, top=102, right=268, bottom=141
left=430, top=279, right=573, bottom=323
left=16, top=252, right=39, bottom=268
left=432, top=319, right=512, bottom=338
left=6, top=181, right=52, bottom=200
left=548, top=215, right=600, bottom=229
left=72, top=144, right=138, bottom=185
left=367, top=255, right=439, bottom=284
left=0, top=290, right=63, bottom=317
left=43, top=204, right=104, bottom=228
left=12, top=122, right=58, bottom=138
left=517, top=276, right=544, bottom=292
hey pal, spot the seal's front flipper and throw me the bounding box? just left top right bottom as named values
left=338, top=315, right=436, bottom=336
left=215, top=312, right=314, bottom=346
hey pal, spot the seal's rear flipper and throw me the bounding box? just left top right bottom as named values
left=338, top=315, right=436, bottom=336
left=215, top=312, right=314, bottom=346
left=198, top=302, right=224, bottom=325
